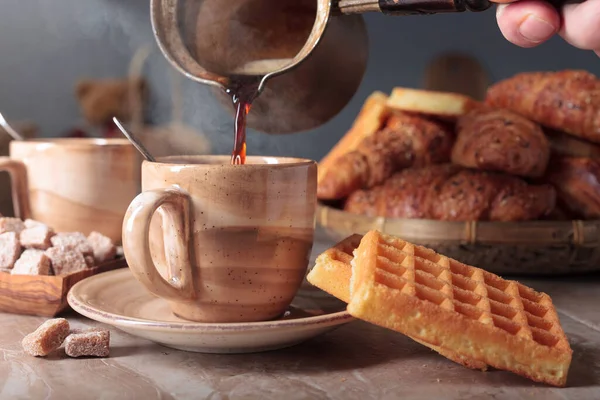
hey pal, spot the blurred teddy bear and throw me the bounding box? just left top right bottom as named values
left=69, top=45, right=211, bottom=156
left=73, top=77, right=146, bottom=137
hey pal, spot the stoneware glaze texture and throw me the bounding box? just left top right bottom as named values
left=123, top=155, right=317, bottom=323
left=67, top=268, right=352, bottom=353
left=1, top=138, right=141, bottom=243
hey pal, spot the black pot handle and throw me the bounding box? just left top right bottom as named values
left=334, top=0, right=579, bottom=16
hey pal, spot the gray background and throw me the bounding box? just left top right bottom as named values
left=0, top=0, right=598, bottom=161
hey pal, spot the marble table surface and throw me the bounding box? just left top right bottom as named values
left=1, top=228, right=600, bottom=400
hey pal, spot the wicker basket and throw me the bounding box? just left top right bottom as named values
left=317, top=203, right=600, bottom=276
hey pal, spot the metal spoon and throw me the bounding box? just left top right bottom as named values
left=0, top=112, right=24, bottom=141
left=113, top=117, right=156, bottom=162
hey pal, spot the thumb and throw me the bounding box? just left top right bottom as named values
left=496, top=1, right=561, bottom=47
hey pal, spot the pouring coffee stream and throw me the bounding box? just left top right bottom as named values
left=227, top=77, right=261, bottom=165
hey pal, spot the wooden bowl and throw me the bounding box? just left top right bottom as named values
left=317, top=203, right=600, bottom=276
left=0, top=255, right=127, bottom=317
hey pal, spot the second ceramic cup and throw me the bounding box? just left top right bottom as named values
left=0, top=138, right=141, bottom=243
left=122, top=155, right=317, bottom=323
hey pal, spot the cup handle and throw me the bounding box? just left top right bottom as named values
left=122, top=188, right=195, bottom=301
left=0, top=157, right=31, bottom=219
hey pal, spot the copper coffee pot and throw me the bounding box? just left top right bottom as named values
left=149, top=0, right=555, bottom=134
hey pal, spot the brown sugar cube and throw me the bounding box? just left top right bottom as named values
left=0, top=231, right=21, bottom=269
left=87, top=231, right=116, bottom=264
left=45, top=247, right=89, bottom=275
left=50, top=232, right=93, bottom=257
left=64, top=329, right=110, bottom=358
left=20, top=225, right=54, bottom=250
left=0, top=217, right=25, bottom=234
left=70, top=327, right=101, bottom=335
left=24, top=219, right=46, bottom=229
left=22, top=318, right=70, bottom=357
left=11, top=249, right=51, bottom=276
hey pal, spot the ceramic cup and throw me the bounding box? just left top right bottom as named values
left=122, top=155, right=317, bottom=323
left=0, top=138, right=141, bottom=243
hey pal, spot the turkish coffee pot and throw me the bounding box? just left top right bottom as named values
left=151, top=0, right=570, bottom=134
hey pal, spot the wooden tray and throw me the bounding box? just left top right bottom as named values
left=317, top=203, right=600, bottom=276
left=0, top=257, right=127, bottom=317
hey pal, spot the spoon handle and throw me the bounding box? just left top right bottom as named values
left=0, top=112, right=24, bottom=141
left=113, top=117, right=156, bottom=163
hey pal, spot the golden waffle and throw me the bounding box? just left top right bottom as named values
left=307, top=235, right=361, bottom=305
left=347, top=230, right=572, bottom=387
left=307, top=234, right=488, bottom=371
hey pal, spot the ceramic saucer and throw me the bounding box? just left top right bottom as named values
left=67, top=268, right=353, bottom=354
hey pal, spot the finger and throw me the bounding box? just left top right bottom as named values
left=496, top=1, right=561, bottom=47
left=559, top=0, right=600, bottom=50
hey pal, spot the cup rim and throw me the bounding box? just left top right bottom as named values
left=10, top=138, right=133, bottom=148
left=147, top=155, right=317, bottom=168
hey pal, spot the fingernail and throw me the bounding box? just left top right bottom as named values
left=496, top=4, right=507, bottom=18
left=518, top=15, right=557, bottom=43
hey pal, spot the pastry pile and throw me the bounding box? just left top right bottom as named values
left=318, top=70, right=600, bottom=221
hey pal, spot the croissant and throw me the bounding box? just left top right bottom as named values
left=452, top=108, right=550, bottom=178
left=318, top=92, right=390, bottom=183
left=544, top=128, right=600, bottom=159
left=544, top=156, right=600, bottom=219
left=485, top=70, right=600, bottom=143
left=345, top=165, right=556, bottom=222
left=317, top=112, right=454, bottom=200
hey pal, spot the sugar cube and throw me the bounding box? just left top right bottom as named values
left=64, top=329, right=110, bottom=358
left=11, top=249, right=51, bottom=275
left=24, top=219, right=46, bottom=229
left=87, top=231, right=116, bottom=264
left=0, top=231, right=21, bottom=269
left=0, top=217, right=25, bottom=234
left=20, top=225, right=54, bottom=250
left=22, top=318, right=70, bottom=357
left=45, top=247, right=88, bottom=275
left=50, top=232, right=93, bottom=257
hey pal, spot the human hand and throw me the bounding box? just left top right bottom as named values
left=494, top=0, right=600, bottom=56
